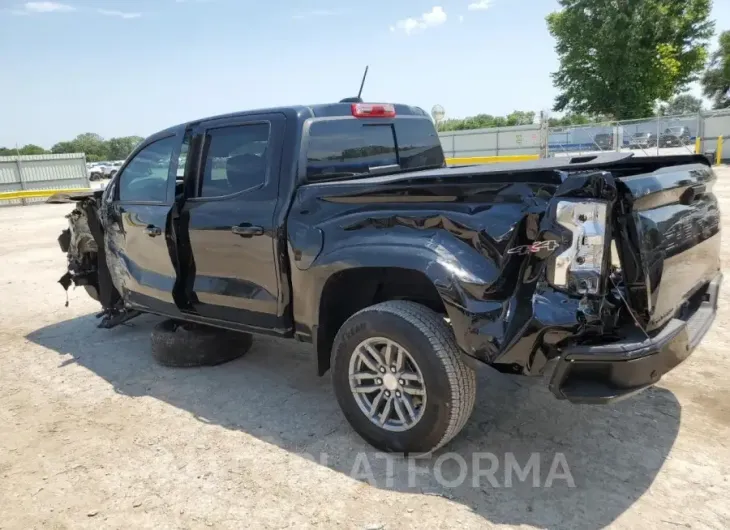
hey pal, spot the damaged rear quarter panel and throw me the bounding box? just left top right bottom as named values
left=288, top=171, right=616, bottom=373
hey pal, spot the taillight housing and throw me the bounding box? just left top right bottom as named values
left=351, top=103, right=396, bottom=118
left=550, top=200, right=609, bottom=295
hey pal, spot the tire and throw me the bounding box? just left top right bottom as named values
left=150, top=319, right=253, bottom=368
left=331, top=301, right=476, bottom=454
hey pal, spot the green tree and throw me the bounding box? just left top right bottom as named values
left=106, top=136, right=144, bottom=160
left=438, top=110, right=536, bottom=131
left=547, top=0, right=714, bottom=119
left=506, top=110, right=536, bottom=126
left=73, top=133, right=109, bottom=160
left=17, top=144, right=47, bottom=155
left=50, top=141, right=76, bottom=154
left=701, top=30, right=730, bottom=109
left=658, top=94, right=704, bottom=116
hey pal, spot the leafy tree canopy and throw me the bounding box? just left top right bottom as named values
left=702, top=30, right=730, bottom=109
left=547, top=0, right=714, bottom=119
left=439, top=110, right=536, bottom=131
left=1, top=133, right=144, bottom=162
left=658, top=93, right=704, bottom=116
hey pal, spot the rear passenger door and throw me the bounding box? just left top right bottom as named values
left=177, top=113, right=288, bottom=332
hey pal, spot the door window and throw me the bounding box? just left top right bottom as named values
left=198, top=123, right=270, bottom=198
left=118, top=136, right=177, bottom=203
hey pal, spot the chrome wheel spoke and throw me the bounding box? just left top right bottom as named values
left=369, top=389, right=385, bottom=416
left=400, top=394, right=417, bottom=422
left=403, top=386, right=425, bottom=396
left=350, top=372, right=377, bottom=382
left=379, top=396, right=394, bottom=425
left=394, top=346, right=404, bottom=371
left=393, top=397, right=408, bottom=424
left=348, top=336, right=427, bottom=433
left=363, top=343, right=386, bottom=368
left=353, top=385, right=381, bottom=394
left=357, top=348, right=380, bottom=372
left=384, top=342, right=394, bottom=366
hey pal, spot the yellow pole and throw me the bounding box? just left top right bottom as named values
left=717, top=136, right=724, bottom=166
left=695, top=136, right=701, bottom=154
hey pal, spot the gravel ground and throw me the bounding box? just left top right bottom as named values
left=1, top=168, right=729, bottom=529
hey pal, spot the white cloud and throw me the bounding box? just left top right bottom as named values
left=467, top=0, right=492, bottom=11
left=23, top=2, right=75, bottom=13
left=459, top=14, right=464, bottom=22
left=97, top=9, right=141, bottom=19
left=392, top=6, right=447, bottom=36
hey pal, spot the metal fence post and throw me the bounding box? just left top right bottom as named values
left=16, top=156, right=27, bottom=206
left=496, top=128, right=501, bottom=157
left=717, top=136, right=724, bottom=165
left=696, top=111, right=703, bottom=155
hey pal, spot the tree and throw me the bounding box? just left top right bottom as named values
left=547, top=113, right=611, bottom=127
left=72, top=133, right=108, bottom=160
left=506, top=110, right=536, bottom=126
left=106, top=136, right=144, bottom=160
left=701, top=30, right=730, bottom=109
left=18, top=144, right=47, bottom=155
left=438, top=110, right=536, bottom=131
left=658, top=94, right=704, bottom=116
left=50, top=141, right=77, bottom=154
left=546, top=0, right=714, bottom=119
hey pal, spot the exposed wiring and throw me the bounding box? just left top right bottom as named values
left=610, top=275, right=651, bottom=342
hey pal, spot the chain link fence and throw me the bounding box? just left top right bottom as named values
left=547, top=110, right=730, bottom=161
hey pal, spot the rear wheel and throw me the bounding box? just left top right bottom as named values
left=331, top=301, right=476, bottom=454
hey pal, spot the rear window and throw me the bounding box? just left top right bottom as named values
left=305, top=117, right=444, bottom=180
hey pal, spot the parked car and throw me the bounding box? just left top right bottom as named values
left=109, top=161, right=123, bottom=178
left=593, top=133, right=615, bottom=150
left=87, top=163, right=105, bottom=181
left=660, top=126, right=692, bottom=147
left=628, top=132, right=658, bottom=149
left=52, top=101, right=722, bottom=454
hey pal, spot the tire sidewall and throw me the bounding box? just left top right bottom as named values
left=332, top=308, right=455, bottom=454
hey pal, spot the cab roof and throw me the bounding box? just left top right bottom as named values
left=148, top=102, right=431, bottom=141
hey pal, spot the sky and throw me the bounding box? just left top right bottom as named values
left=1, top=0, right=729, bottom=148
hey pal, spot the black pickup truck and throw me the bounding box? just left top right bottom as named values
left=54, top=101, right=722, bottom=454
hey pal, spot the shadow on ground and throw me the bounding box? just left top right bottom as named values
left=27, top=314, right=682, bottom=529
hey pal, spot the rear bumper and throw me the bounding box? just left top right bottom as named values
left=549, top=272, right=722, bottom=404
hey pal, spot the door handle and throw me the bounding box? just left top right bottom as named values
left=144, top=225, right=162, bottom=237
left=231, top=224, right=264, bottom=237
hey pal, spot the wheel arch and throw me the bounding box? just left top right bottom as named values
left=301, top=243, right=486, bottom=375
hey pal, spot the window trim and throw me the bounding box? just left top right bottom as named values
left=114, top=134, right=179, bottom=206
left=187, top=120, right=272, bottom=203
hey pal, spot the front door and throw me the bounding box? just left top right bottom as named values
left=104, top=132, right=186, bottom=314
left=176, top=113, right=288, bottom=332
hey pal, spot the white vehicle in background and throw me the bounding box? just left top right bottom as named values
left=86, top=162, right=106, bottom=181
left=86, top=161, right=124, bottom=181
left=108, top=161, right=123, bottom=178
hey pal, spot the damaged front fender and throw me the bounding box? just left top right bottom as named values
left=51, top=191, right=139, bottom=327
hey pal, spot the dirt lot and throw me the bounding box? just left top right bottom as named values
left=1, top=169, right=730, bottom=530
